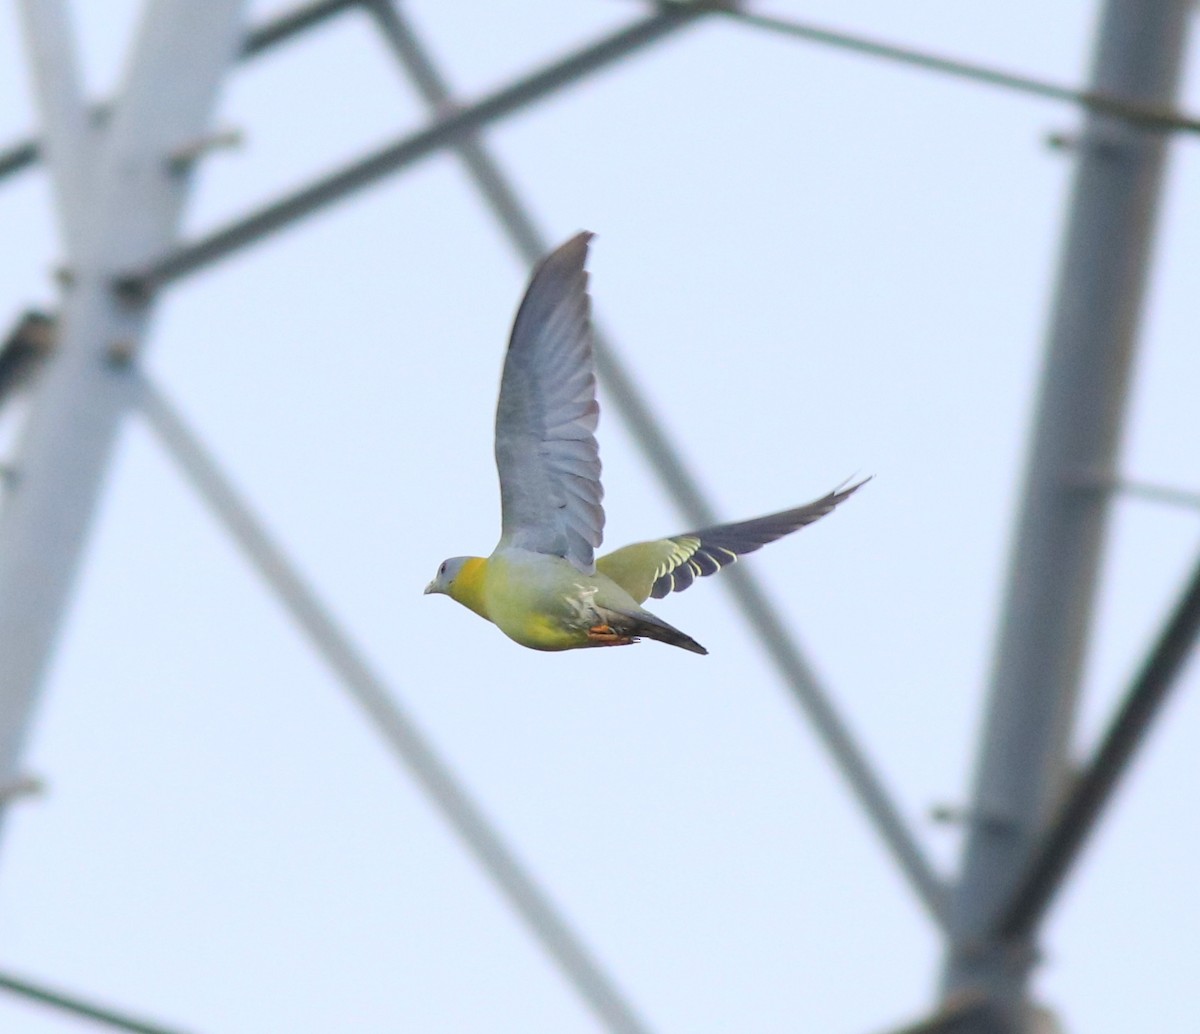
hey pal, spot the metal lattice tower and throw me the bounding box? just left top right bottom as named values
left=0, top=2, right=1196, bottom=1032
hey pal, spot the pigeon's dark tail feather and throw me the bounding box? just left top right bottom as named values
left=600, top=605, right=708, bottom=656
left=638, top=621, right=709, bottom=656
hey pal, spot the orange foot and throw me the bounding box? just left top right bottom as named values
left=587, top=624, right=637, bottom=647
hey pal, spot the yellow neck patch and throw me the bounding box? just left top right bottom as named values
left=448, top=556, right=489, bottom=619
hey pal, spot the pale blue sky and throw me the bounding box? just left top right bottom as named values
left=0, top=2, right=1197, bottom=1032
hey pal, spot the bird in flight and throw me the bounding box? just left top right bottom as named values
left=425, top=233, right=865, bottom=655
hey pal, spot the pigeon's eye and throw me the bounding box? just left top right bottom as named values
left=439, top=562, right=447, bottom=576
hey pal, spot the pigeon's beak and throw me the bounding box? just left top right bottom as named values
left=423, top=580, right=436, bottom=595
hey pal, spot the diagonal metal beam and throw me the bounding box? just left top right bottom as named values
left=360, top=0, right=547, bottom=260
left=135, top=378, right=653, bottom=1034
left=0, top=0, right=363, bottom=185
left=240, top=0, right=360, bottom=58
left=365, top=0, right=949, bottom=927
left=0, top=968, right=192, bottom=1034
left=0, top=137, right=38, bottom=182
left=689, top=2, right=1200, bottom=134
left=119, top=6, right=710, bottom=293
left=996, top=542, right=1200, bottom=938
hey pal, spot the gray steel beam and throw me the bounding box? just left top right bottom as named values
left=1108, top=477, right=1200, bottom=512
left=361, top=0, right=547, bottom=261
left=240, top=0, right=360, bottom=58
left=0, top=0, right=247, bottom=793
left=364, top=0, right=949, bottom=926
left=8, top=0, right=1200, bottom=187
left=15, top=1, right=97, bottom=253
left=136, top=379, right=653, bottom=1034
left=941, top=0, right=1192, bottom=1023
left=0, top=0, right=361, bottom=185
left=120, top=6, right=709, bottom=292
left=715, top=5, right=1200, bottom=134
left=997, top=542, right=1200, bottom=938
left=0, top=968, right=192, bottom=1034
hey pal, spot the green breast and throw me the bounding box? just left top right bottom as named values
left=484, top=551, right=597, bottom=651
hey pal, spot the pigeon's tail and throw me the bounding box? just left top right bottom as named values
left=598, top=605, right=708, bottom=656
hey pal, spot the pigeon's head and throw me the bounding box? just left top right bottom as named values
left=424, top=556, right=474, bottom=597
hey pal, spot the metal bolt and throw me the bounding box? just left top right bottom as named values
left=1045, top=130, right=1077, bottom=151
left=167, top=126, right=244, bottom=172
left=930, top=803, right=1015, bottom=832
left=930, top=803, right=966, bottom=825
left=107, top=339, right=137, bottom=367
left=0, top=774, right=45, bottom=802
left=113, top=274, right=152, bottom=305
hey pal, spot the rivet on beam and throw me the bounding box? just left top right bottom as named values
left=166, top=126, right=244, bottom=173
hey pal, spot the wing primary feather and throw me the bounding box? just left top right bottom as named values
left=646, top=478, right=870, bottom=599
left=494, top=232, right=605, bottom=572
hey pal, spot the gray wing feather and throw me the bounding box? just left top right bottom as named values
left=650, top=479, right=869, bottom=598
left=495, top=232, right=604, bottom=572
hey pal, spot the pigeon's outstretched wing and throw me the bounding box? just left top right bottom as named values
left=597, top=480, right=868, bottom=604
left=494, top=232, right=604, bottom=573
